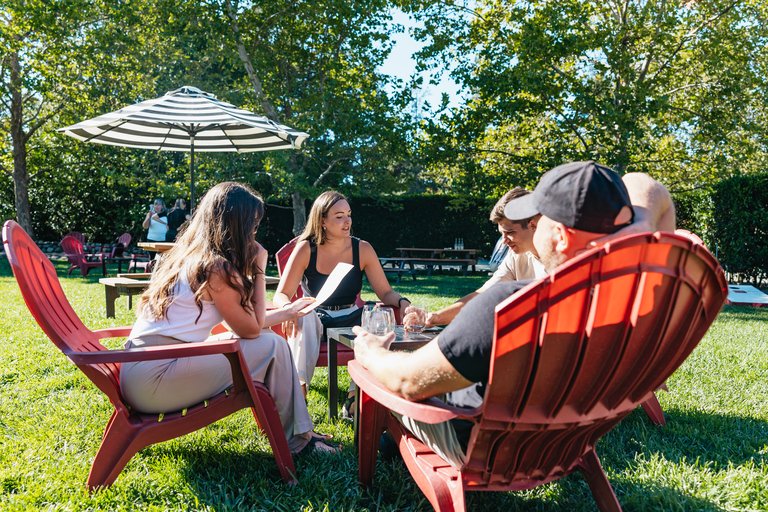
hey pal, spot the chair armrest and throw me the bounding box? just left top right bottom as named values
left=68, top=338, right=242, bottom=364
left=348, top=360, right=477, bottom=425
left=92, top=326, right=133, bottom=339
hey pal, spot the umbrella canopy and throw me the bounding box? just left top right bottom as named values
left=58, top=86, right=309, bottom=208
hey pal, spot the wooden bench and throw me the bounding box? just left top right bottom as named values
left=99, top=274, right=280, bottom=318
left=382, top=268, right=418, bottom=283
left=379, top=258, right=419, bottom=283
left=99, top=276, right=151, bottom=318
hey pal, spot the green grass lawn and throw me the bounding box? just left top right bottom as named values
left=1, top=258, right=767, bottom=511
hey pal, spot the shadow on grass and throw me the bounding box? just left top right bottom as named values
left=165, top=440, right=729, bottom=512
left=603, top=407, right=768, bottom=470
left=154, top=406, right=744, bottom=512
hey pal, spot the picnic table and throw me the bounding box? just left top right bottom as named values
left=379, top=247, right=478, bottom=281
left=137, top=241, right=175, bottom=253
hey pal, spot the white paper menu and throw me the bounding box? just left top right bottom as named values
left=299, top=262, right=354, bottom=314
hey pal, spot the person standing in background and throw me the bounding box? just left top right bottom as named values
left=166, top=198, right=191, bottom=242
left=142, top=199, right=168, bottom=242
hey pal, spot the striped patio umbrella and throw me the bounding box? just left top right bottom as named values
left=58, top=86, right=309, bottom=208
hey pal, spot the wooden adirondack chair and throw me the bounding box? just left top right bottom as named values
left=349, top=231, right=728, bottom=512
left=4, top=220, right=296, bottom=490
left=275, top=237, right=401, bottom=366
left=65, top=231, right=86, bottom=244
left=61, top=235, right=107, bottom=277
left=100, top=233, right=132, bottom=272
left=638, top=228, right=706, bottom=426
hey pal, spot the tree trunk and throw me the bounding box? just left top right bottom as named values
left=291, top=190, right=306, bottom=237
left=225, top=2, right=307, bottom=236
left=9, top=50, right=35, bottom=240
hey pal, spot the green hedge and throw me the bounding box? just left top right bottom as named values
left=712, top=175, right=768, bottom=284
left=673, top=174, right=768, bottom=285
left=257, top=195, right=500, bottom=259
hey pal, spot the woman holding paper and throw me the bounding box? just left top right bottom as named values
left=274, top=190, right=411, bottom=400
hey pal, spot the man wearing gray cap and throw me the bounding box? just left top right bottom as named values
left=352, top=161, right=675, bottom=467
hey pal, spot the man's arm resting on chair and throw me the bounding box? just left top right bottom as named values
left=622, top=172, right=676, bottom=232
left=352, top=325, right=472, bottom=401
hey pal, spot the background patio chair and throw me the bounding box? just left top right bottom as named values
left=128, top=253, right=154, bottom=273
left=100, top=233, right=132, bottom=273
left=4, top=220, right=296, bottom=490
left=65, top=231, right=85, bottom=244
left=349, top=231, right=728, bottom=512
left=60, top=235, right=106, bottom=277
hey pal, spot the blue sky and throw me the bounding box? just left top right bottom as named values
left=378, top=10, right=463, bottom=110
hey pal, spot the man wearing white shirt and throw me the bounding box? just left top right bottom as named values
left=426, top=187, right=547, bottom=327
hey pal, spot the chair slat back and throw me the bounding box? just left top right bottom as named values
left=61, top=235, right=85, bottom=257
left=276, top=237, right=303, bottom=300
left=117, top=233, right=132, bottom=248
left=4, top=221, right=124, bottom=406
left=65, top=231, right=85, bottom=244
left=465, top=232, right=727, bottom=485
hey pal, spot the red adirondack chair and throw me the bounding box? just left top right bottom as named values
left=638, top=228, right=707, bottom=426
left=65, top=231, right=86, bottom=244
left=99, top=233, right=132, bottom=271
left=349, top=231, right=728, bottom=512
left=275, top=237, right=401, bottom=366
left=128, top=253, right=153, bottom=273
left=61, top=235, right=106, bottom=277
left=99, top=233, right=131, bottom=259
left=4, top=220, right=296, bottom=490
left=127, top=232, right=153, bottom=272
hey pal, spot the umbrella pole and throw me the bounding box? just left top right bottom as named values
left=190, top=135, right=196, bottom=210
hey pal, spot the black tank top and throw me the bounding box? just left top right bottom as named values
left=303, top=237, right=364, bottom=307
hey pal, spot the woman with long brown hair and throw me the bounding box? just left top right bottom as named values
left=274, top=191, right=410, bottom=415
left=120, top=182, right=338, bottom=455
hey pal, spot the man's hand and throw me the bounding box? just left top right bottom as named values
left=352, top=325, right=395, bottom=368
left=588, top=172, right=676, bottom=248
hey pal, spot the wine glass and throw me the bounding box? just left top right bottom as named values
left=379, top=307, right=396, bottom=335
left=404, top=304, right=427, bottom=333
left=362, top=304, right=377, bottom=331
left=363, top=307, right=395, bottom=336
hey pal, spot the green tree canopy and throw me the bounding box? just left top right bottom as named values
left=407, top=0, right=768, bottom=195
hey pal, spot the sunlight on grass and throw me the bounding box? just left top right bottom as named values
left=1, top=257, right=767, bottom=510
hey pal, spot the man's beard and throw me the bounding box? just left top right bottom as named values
left=540, top=246, right=568, bottom=273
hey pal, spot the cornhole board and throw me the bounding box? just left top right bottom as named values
left=726, top=284, right=768, bottom=307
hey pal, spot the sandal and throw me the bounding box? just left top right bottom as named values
left=294, top=433, right=342, bottom=456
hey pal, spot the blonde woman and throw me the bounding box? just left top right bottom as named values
left=274, top=191, right=410, bottom=412
left=120, top=182, right=338, bottom=455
